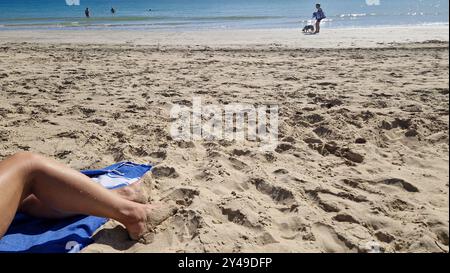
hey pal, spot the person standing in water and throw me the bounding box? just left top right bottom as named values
left=312, top=3, right=326, bottom=34
left=111, top=7, right=116, bottom=15
left=85, top=7, right=90, bottom=18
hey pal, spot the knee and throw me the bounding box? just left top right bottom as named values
left=9, top=152, right=43, bottom=173
left=11, top=151, right=41, bottom=161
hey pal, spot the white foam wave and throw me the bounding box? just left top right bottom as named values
left=339, top=13, right=368, bottom=18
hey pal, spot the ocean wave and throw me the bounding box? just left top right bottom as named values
left=0, top=15, right=289, bottom=29
left=407, top=12, right=425, bottom=16
left=0, top=15, right=284, bottom=24
left=185, top=15, right=283, bottom=21
left=337, top=13, right=380, bottom=19
left=326, top=22, right=449, bottom=30
left=417, top=22, right=449, bottom=26
left=1, top=16, right=157, bottom=23
left=339, top=13, right=368, bottom=18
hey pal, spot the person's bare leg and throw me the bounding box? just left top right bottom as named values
left=19, top=173, right=152, bottom=219
left=113, top=174, right=151, bottom=204
left=315, top=21, right=320, bottom=33
left=0, top=152, right=175, bottom=240
left=19, top=194, right=73, bottom=219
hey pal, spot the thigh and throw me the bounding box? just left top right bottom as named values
left=0, top=153, right=32, bottom=237
left=19, top=194, right=76, bottom=219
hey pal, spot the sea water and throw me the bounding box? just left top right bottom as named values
left=0, top=0, right=448, bottom=30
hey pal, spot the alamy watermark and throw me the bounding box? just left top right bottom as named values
left=170, top=97, right=279, bottom=152
left=365, top=0, right=381, bottom=6
left=65, top=0, right=80, bottom=6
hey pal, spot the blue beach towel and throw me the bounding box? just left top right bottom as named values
left=0, top=162, right=152, bottom=253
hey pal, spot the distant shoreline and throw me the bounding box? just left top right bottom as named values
left=0, top=21, right=448, bottom=32
left=0, top=25, right=448, bottom=49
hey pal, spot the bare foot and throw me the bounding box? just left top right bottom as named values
left=124, top=202, right=178, bottom=242
left=113, top=172, right=152, bottom=204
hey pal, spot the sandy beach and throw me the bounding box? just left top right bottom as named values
left=0, top=25, right=448, bottom=48
left=0, top=26, right=448, bottom=253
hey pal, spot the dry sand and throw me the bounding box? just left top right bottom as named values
left=0, top=26, right=448, bottom=253
left=0, top=25, right=448, bottom=48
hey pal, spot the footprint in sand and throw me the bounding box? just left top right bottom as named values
left=264, top=152, right=277, bottom=162
left=149, top=150, right=167, bottom=160
left=0, top=130, right=10, bottom=141
left=162, top=187, right=200, bottom=206
left=231, top=149, right=251, bottom=156
left=379, top=178, right=419, bottom=193
left=88, top=118, right=107, bottom=127
left=228, top=157, right=249, bottom=171
left=311, top=223, right=355, bottom=253
left=256, top=232, right=279, bottom=245
left=152, top=165, right=179, bottom=178
left=275, top=143, right=295, bottom=153
left=278, top=216, right=307, bottom=240
left=249, top=178, right=297, bottom=206
left=304, top=113, right=325, bottom=124
left=78, top=107, right=96, bottom=117
left=220, top=206, right=261, bottom=229
left=313, top=126, right=333, bottom=137
left=309, top=141, right=365, bottom=164
left=333, top=213, right=360, bottom=224
left=170, top=209, right=205, bottom=241
left=56, top=131, right=81, bottom=139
